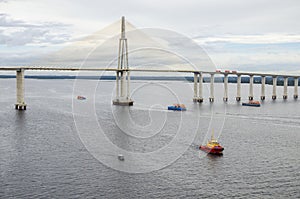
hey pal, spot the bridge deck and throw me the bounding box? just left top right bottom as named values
left=0, top=66, right=298, bottom=78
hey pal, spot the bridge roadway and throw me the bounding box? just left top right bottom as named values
left=0, top=66, right=299, bottom=78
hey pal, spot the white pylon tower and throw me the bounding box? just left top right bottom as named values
left=113, top=16, right=133, bottom=106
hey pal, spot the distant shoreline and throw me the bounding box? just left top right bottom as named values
left=0, top=75, right=298, bottom=86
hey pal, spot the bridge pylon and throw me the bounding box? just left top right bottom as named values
left=113, top=16, right=133, bottom=106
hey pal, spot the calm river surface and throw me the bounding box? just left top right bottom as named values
left=0, top=78, right=299, bottom=198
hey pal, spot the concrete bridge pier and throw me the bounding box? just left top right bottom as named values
left=283, top=77, right=288, bottom=99
left=209, top=74, right=214, bottom=102
left=113, top=70, right=133, bottom=106
left=198, top=72, right=203, bottom=103
left=223, top=74, right=228, bottom=102
left=193, top=73, right=198, bottom=102
left=272, top=76, right=277, bottom=100
left=236, top=75, right=241, bottom=101
left=260, top=76, right=266, bottom=100
left=248, top=75, right=254, bottom=100
left=15, top=69, right=26, bottom=110
left=294, top=78, right=298, bottom=99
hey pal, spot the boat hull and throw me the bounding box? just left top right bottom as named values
left=199, top=145, right=224, bottom=154
left=242, top=103, right=260, bottom=107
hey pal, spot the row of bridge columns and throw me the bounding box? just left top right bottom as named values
left=193, top=73, right=299, bottom=103
left=10, top=70, right=300, bottom=111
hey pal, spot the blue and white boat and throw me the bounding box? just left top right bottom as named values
left=168, top=104, right=187, bottom=111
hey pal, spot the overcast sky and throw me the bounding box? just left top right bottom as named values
left=1, top=0, right=300, bottom=72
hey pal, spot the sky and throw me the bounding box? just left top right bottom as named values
left=1, top=0, right=300, bottom=73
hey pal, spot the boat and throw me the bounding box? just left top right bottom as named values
left=199, top=131, right=224, bottom=154
left=118, top=154, right=124, bottom=161
left=242, top=100, right=260, bottom=107
left=168, top=104, right=186, bottom=111
left=77, top=96, right=86, bottom=100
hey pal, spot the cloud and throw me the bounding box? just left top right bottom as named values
left=0, top=13, right=72, bottom=46
left=204, top=42, right=300, bottom=73
left=2, top=0, right=300, bottom=37
left=0, top=13, right=25, bottom=27
left=194, top=34, right=300, bottom=45
left=0, top=0, right=299, bottom=71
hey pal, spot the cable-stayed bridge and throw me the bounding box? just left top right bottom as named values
left=1, top=17, right=299, bottom=110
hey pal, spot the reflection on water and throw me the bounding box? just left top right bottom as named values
left=207, top=153, right=224, bottom=159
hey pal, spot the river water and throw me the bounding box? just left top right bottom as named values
left=0, top=78, right=299, bottom=198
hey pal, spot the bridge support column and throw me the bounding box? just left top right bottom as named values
left=113, top=16, right=133, bottom=106
left=248, top=75, right=254, bottom=100
left=283, top=77, right=288, bottom=99
left=236, top=75, right=241, bottom=101
left=198, top=72, right=203, bottom=103
left=116, top=71, right=120, bottom=99
left=127, top=71, right=131, bottom=99
left=120, top=71, right=126, bottom=98
left=223, top=74, right=228, bottom=102
left=294, top=78, right=298, bottom=99
left=272, top=76, right=277, bottom=100
left=209, top=74, right=214, bottom=102
left=193, top=73, right=198, bottom=102
left=15, top=69, right=26, bottom=110
left=261, top=76, right=266, bottom=100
